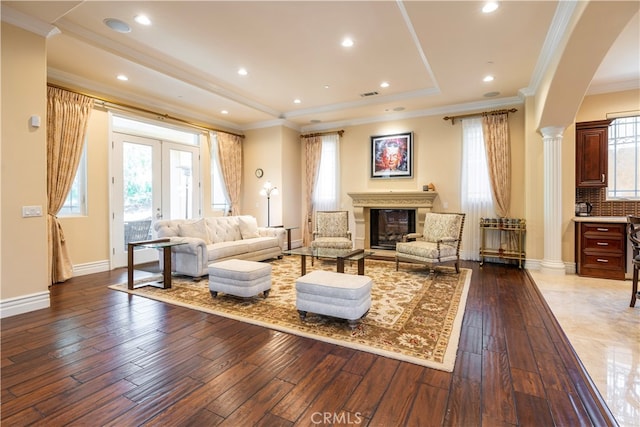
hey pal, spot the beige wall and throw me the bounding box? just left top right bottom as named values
left=340, top=111, right=526, bottom=217
left=1, top=24, right=49, bottom=300
left=243, top=126, right=284, bottom=227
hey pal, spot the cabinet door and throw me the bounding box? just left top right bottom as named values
left=575, top=120, right=611, bottom=188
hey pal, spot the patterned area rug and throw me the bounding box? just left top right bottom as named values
left=110, top=257, right=472, bottom=371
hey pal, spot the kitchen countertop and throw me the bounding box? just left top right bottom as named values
left=572, top=216, right=628, bottom=223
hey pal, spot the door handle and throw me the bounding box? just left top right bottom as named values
left=156, top=208, right=163, bottom=219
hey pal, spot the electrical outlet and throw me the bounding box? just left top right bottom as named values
left=22, top=205, right=43, bottom=217
left=443, top=201, right=449, bottom=209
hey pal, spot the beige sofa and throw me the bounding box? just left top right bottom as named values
left=154, top=215, right=286, bottom=278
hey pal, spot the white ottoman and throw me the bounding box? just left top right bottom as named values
left=295, top=270, right=372, bottom=329
left=208, top=259, right=271, bottom=298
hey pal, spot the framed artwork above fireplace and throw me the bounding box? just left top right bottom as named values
left=371, top=132, right=413, bottom=178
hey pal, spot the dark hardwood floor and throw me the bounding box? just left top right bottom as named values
left=1, top=261, right=616, bottom=426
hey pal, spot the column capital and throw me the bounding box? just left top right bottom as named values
left=539, top=126, right=565, bottom=139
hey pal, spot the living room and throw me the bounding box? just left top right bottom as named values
left=2, top=1, right=639, bottom=424
left=3, top=1, right=640, bottom=309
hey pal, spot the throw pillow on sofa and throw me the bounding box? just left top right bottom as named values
left=178, top=219, right=211, bottom=244
left=238, top=215, right=260, bottom=239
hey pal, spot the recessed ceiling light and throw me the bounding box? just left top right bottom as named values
left=483, top=75, right=495, bottom=82
left=221, top=110, right=229, bottom=115
left=293, top=99, right=301, bottom=104
left=380, top=82, right=390, bottom=88
left=482, top=2, right=499, bottom=13
left=238, top=68, right=248, bottom=76
left=393, top=106, right=405, bottom=112
left=324, top=85, right=330, bottom=89
left=310, top=119, right=322, bottom=124
left=341, top=37, right=354, bottom=47
left=116, top=74, right=128, bottom=81
left=484, top=91, right=500, bottom=97
left=134, top=15, right=151, bottom=26
left=104, top=18, right=131, bottom=33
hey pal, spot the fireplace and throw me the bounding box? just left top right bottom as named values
left=347, top=191, right=438, bottom=250
left=370, top=209, right=415, bottom=250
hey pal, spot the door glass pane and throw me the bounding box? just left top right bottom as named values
left=123, top=142, right=153, bottom=247
left=169, top=149, right=194, bottom=219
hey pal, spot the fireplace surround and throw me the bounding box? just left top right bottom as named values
left=347, top=191, right=438, bottom=250
left=370, top=209, right=416, bottom=250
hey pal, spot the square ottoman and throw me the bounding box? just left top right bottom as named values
left=295, top=270, right=372, bottom=329
left=208, top=259, right=271, bottom=298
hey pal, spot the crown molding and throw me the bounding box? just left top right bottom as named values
left=282, top=87, right=440, bottom=120
left=299, top=96, right=524, bottom=132
left=240, top=119, right=301, bottom=132
left=48, top=68, right=244, bottom=132
left=586, top=79, right=640, bottom=96
left=1, top=4, right=60, bottom=38
left=525, top=1, right=580, bottom=97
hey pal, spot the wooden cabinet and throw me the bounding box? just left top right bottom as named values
left=575, top=120, right=611, bottom=188
left=575, top=222, right=626, bottom=280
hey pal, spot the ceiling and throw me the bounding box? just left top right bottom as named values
left=3, top=1, right=639, bottom=132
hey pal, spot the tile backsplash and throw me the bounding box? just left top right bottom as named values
left=575, top=188, right=640, bottom=216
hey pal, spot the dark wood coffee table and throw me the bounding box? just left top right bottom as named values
left=282, top=247, right=374, bottom=276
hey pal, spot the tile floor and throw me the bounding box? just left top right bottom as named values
left=529, top=271, right=640, bottom=427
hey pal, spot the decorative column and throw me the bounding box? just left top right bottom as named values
left=540, top=126, right=566, bottom=275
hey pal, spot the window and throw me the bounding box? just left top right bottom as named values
left=313, top=134, right=340, bottom=211
left=608, top=116, right=639, bottom=200
left=209, top=133, right=230, bottom=212
left=59, top=144, right=87, bottom=216
left=460, top=118, right=495, bottom=260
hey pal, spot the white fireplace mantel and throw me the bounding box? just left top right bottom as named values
left=347, top=191, right=438, bottom=249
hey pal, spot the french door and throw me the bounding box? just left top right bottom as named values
left=111, top=132, right=200, bottom=268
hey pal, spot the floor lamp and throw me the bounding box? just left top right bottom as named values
left=259, top=181, right=279, bottom=226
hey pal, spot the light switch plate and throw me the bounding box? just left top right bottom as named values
left=22, top=205, right=43, bottom=217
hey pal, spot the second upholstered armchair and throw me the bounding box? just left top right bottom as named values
left=311, top=211, right=353, bottom=250
left=396, top=212, right=465, bottom=274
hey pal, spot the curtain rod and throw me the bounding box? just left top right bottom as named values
left=300, top=130, right=344, bottom=139
left=47, top=83, right=245, bottom=139
left=443, top=108, right=518, bottom=125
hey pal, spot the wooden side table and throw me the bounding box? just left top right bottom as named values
left=273, top=225, right=299, bottom=250
left=127, top=238, right=187, bottom=289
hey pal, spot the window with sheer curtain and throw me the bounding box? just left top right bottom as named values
left=209, top=133, right=230, bottom=213
left=460, top=117, right=495, bottom=260
left=313, top=134, right=340, bottom=211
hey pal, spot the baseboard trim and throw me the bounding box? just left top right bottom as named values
left=73, top=260, right=110, bottom=276
left=0, top=291, right=50, bottom=319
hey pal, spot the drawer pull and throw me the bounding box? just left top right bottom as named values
left=596, top=258, right=609, bottom=263
left=596, top=228, right=609, bottom=232
left=596, top=242, right=609, bottom=246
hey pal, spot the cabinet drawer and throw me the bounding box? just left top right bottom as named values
left=580, top=253, right=626, bottom=280
left=581, top=223, right=625, bottom=236
left=582, top=252, right=625, bottom=268
left=582, top=235, right=625, bottom=252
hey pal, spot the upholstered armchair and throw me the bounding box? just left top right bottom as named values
left=396, top=212, right=465, bottom=273
left=311, top=211, right=353, bottom=250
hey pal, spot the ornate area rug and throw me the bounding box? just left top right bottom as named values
left=110, top=257, right=471, bottom=371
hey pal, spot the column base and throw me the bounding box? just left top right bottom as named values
left=540, top=260, right=567, bottom=275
